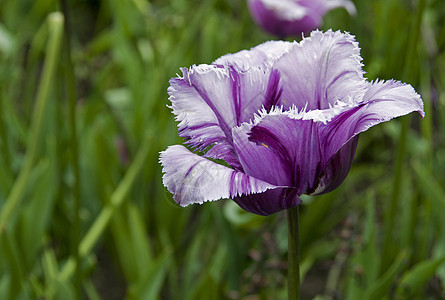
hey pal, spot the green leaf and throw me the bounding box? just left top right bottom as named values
left=43, top=248, right=76, bottom=300
left=0, top=276, right=10, bottom=300
left=397, top=255, right=445, bottom=296
left=212, top=205, right=245, bottom=289
left=345, top=194, right=378, bottom=300
left=0, top=22, right=13, bottom=55
left=363, top=251, right=409, bottom=300
left=84, top=280, right=103, bottom=300
left=300, top=240, right=337, bottom=281
left=18, top=157, right=56, bottom=270
left=412, top=162, right=445, bottom=220
left=127, top=251, right=172, bottom=300
left=126, top=204, right=153, bottom=274
left=110, top=202, right=153, bottom=284
left=0, top=230, right=25, bottom=299
left=187, top=274, right=220, bottom=300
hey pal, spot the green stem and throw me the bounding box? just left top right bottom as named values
left=287, top=206, right=300, bottom=300
left=1, top=229, right=25, bottom=299
left=380, top=0, right=426, bottom=273
left=0, top=85, right=12, bottom=181
left=0, top=13, right=64, bottom=232
left=59, top=0, right=81, bottom=297
left=381, top=116, right=408, bottom=269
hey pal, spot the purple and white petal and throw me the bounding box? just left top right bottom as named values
left=248, top=0, right=355, bottom=38
left=232, top=122, right=292, bottom=186
left=169, top=65, right=247, bottom=167
left=236, top=68, right=284, bottom=123
left=177, top=66, right=239, bottom=138
left=246, top=112, right=323, bottom=194
left=319, top=79, right=424, bottom=162
left=248, top=0, right=319, bottom=37
left=308, top=79, right=423, bottom=194
left=258, top=0, right=308, bottom=21
left=310, top=136, right=358, bottom=195
left=214, top=40, right=294, bottom=71
left=169, top=71, right=231, bottom=151
left=160, top=145, right=282, bottom=207
left=362, top=80, right=425, bottom=117
left=170, top=63, right=285, bottom=160
left=274, top=30, right=367, bottom=110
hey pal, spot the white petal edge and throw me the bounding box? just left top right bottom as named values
left=238, top=78, right=424, bottom=130
left=213, top=40, right=296, bottom=71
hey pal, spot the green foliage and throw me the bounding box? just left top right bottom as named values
left=0, top=0, right=444, bottom=299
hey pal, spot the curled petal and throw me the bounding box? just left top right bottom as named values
left=310, top=80, right=424, bottom=194
left=362, top=80, right=425, bottom=118
left=320, top=80, right=424, bottom=162
left=160, top=145, right=282, bottom=207
left=274, top=30, right=367, bottom=110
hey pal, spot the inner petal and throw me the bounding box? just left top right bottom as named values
left=249, top=114, right=323, bottom=194
left=232, top=123, right=292, bottom=186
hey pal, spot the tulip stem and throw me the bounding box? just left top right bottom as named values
left=287, top=205, right=300, bottom=300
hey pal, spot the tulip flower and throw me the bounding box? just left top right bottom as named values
left=248, top=0, right=356, bottom=37
left=160, top=30, right=424, bottom=216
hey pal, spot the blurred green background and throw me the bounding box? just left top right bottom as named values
left=0, top=0, right=444, bottom=299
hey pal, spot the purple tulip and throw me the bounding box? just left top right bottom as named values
left=160, top=30, right=424, bottom=216
left=248, top=0, right=356, bottom=37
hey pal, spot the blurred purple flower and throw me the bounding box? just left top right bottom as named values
left=248, top=0, right=356, bottom=37
left=160, top=30, right=424, bottom=216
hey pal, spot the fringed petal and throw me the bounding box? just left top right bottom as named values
left=310, top=80, right=424, bottom=194
left=274, top=30, right=367, bottom=110
left=214, top=40, right=294, bottom=70
left=160, top=145, right=282, bottom=207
